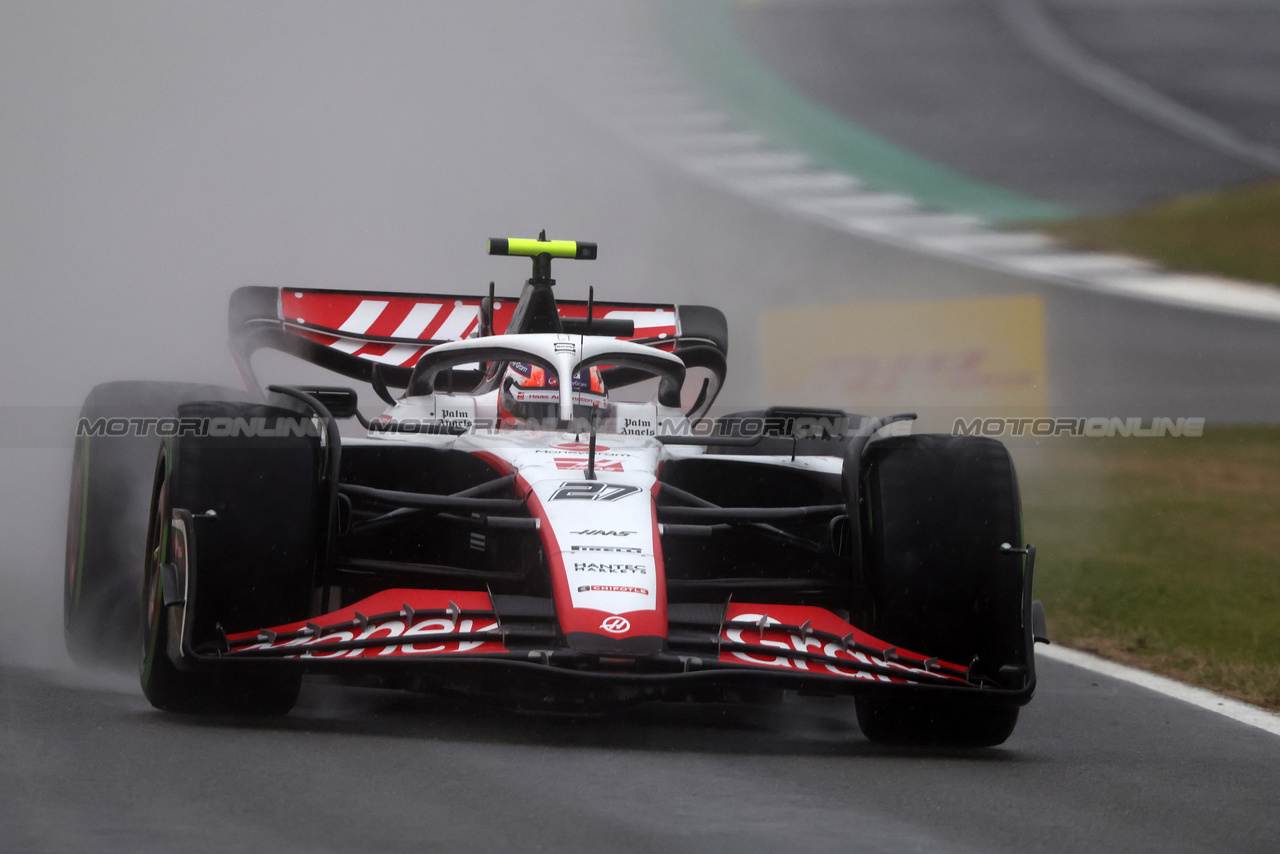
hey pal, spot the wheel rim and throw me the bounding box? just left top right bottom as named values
left=140, top=472, right=167, bottom=681
left=63, top=437, right=89, bottom=625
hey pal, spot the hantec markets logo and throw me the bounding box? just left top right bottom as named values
left=573, top=561, right=647, bottom=574
left=600, top=616, right=631, bottom=633
left=553, top=442, right=609, bottom=452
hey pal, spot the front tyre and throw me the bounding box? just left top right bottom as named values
left=139, top=400, right=320, bottom=715
left=854, top=434, right=1029, bottom=747
left=855, top=696, right=1020, bottom=748
left=140, top=456, right=300, bottom=716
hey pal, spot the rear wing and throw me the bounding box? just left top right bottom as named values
left=229, top=286, right=728, bottom=407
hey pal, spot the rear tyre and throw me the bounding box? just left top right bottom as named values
left=140, top=401, right=320, bottom=715
left=65, top=381, right=247, bottom=668
left=854, top=434, right=1026, bottom=747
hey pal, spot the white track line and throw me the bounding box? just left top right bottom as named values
left=1000, top=251, right=1154, bottom=277
left=605, top=78, right=1280, bottom=322
left=593, top=16, right=1280, bottom=323
left=735, top=171, right=863, bottom=195
left=1038, top=644, right=1280, bottom=737
left=998, top=0, right=1280, bottom=173
left=591, top=27, right=1280, bottom=734
left=914, top=232, right=1058, bottom=253
left=686, top=150, right=815, bottom=174
left=843, top=213, right=989, bottom=235
left=791, top=194, right=915, bottom=215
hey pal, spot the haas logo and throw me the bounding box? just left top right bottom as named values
left=600, top=616, right=631, bottom=634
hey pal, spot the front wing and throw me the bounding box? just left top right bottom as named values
left=184, top=588, right=1036, bottom=706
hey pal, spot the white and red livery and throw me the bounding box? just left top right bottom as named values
left=67, top=236, right=1041, bottom=747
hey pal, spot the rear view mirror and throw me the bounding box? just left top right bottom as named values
left=286, top=386, right=360, bottom=420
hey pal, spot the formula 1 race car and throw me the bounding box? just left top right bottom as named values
left=65, top=235, right=1044, bottom=747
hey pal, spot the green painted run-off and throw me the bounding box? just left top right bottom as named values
left=659, top=0, right=1073, bottom=224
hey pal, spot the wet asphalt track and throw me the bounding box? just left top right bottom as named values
left=4, top=3, right=1280, bottom=851
left=738, top=0, right=1280, bottom=213
left=4, top=658, right=1280, bottom=854
left=4, top=174, right=1280, bottom=852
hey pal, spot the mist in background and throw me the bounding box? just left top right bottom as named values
left=7, top=0, right=1269, bottom=673
left=2, top=0, right=848, bottom=671
left=0, top=1, right=708, bottom=668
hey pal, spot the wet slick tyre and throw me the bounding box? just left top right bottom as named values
left=65, top=381, right=247, bottom=668
left=854, top=434, right=1025, bottom=747
left=856, top=695, right=1019, bottom=748
left=140, top=402, right=320, bottom=715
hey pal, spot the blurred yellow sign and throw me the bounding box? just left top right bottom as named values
left=761, top=294, right=1046, bottom=415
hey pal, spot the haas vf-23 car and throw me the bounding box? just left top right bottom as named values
left=65, top=235, right=1045, bottom=747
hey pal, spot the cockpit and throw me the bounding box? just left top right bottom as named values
left=389, top=331, right=689, bottom=437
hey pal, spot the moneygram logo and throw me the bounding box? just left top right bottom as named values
left=554, top=442, right=609, bottom=452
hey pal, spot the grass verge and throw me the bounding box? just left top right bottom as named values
left=1019, top=426, right=1280, bottom=710
left=1036, top=179, right=1280, bottom=288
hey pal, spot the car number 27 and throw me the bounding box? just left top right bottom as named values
left=549, top=482, right=642, bottom=502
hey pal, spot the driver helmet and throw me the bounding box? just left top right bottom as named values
left=499, top=362, right=608, bottom=425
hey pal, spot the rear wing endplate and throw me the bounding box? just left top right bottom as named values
left=228, top=286, right=728, bottom=411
